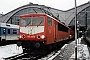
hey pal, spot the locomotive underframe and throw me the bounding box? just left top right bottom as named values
left=20, top=40, right=46, bottom=51
left=19, top=38, right=71, bottom=55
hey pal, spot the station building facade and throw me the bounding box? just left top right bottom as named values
left=0, top=2, right=90, bottom=30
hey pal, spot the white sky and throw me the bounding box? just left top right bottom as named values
left=0, top=0, right=90, bottom=14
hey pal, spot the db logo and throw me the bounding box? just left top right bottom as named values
left=22, top=34, right=25, bottom=39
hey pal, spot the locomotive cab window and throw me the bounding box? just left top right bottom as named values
left=20, top=16, right=44, bottom=26
left=48, top=17, right=52, bottom=26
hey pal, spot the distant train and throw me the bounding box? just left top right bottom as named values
left=18, top=13, right=74, bottom=53
left=0, top=22, right=19, bottom=42
left=85, top=26, right=90, bottom=43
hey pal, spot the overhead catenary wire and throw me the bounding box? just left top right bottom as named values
left=34, top=0, right=41, bottom=5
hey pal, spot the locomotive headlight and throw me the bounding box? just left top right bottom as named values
left=41, top=35, right=45, bottom=39
left=19, top=35, right=22, bottom=38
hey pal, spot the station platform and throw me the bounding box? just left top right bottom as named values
left=53, top=37, right=90, bottom=60
left=0, top=44, right=23, bottom=60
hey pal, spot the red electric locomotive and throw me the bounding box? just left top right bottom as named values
left=18, top=13, right=73, bottom=53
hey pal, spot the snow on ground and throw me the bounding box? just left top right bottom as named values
left=69, top=38, right=90, bottom=60
left=0, top=44, right=23, bottom=60
left=69, top=44, right=89, bottom=60
left=42, top=37, right=90, bottom=60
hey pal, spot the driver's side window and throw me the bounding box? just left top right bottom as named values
left=48, top=17, right=52, bottom=26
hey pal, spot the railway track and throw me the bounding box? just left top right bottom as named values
left=3, top=47, right=60, bottom=60
left=2, top=39, right=73, bottom=60
left=4, top=52, right=44, bottom=60
left=4, top=53, right=27, bottom=60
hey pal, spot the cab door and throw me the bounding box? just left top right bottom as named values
left=54, top=21, right=57, bottom=42
left=47, top=17, right=54, bottom=44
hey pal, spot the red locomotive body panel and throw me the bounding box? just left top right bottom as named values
left=19, top=14, right=47, bottom=42
left=18, top=13, right=74, bottom=50
left=46, top=18, right=71, bottom=44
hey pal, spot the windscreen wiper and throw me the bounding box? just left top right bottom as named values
left=25, top=21, right=31, bottom=27
left=37, top=21, right=43, bottom=27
